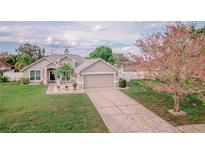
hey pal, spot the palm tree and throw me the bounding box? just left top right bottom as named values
left=53, top=64, right=73, bottom=86
left=60, top=64, right=72, bottom=80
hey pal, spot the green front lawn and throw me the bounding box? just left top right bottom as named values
left=0, top=82, right=107, bottom=132
left=121, top=79, right=205, bottom=126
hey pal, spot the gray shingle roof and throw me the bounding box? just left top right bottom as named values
left=46, top=54, right=86, bottom=67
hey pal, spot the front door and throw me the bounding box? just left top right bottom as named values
left=49, top=70, right=55, bottom=82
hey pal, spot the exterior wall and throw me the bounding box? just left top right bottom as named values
left=76, top=73, right=83, bottom=89
left=22, top=59, right=51, bottom=83
left=3, top=69, right=23, bottom=81
left=58, top=56, right=75, bottom=68
left=118, top=71, right=145, bottom=81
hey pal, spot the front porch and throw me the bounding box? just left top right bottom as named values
left=46, top=83, right=85, bottom=94
left=45, top=67, right=77, bottom=84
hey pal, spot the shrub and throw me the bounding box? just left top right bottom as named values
left=0, top=75, right=8, bottom=82
left=72, top=82, right=78, bottom=90
left=20, top=77, right=29, bottom=85
left=119, top=79, right=127, bottom=88
left=183, top=93, right=203, bottom=106
left=14, top=68, right=19, bottom=72
left=39, top=80, right=44, bottom=85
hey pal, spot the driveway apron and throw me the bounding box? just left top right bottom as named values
left=86, top=88, right=180, bottom=133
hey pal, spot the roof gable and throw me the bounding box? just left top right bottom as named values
left=55, top=55, right=76, bottom=63
left=20, top=57, right=59, bottom=71
left=75, top=58, right=118, bottom=73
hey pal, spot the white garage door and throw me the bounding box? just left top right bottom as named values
left=84, top=74, right=114, bottom=89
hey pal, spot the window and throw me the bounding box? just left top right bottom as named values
left=30, top=70, right=41, bottom=81
left=36, top=70, right=41, bottom=80
left=30, top=70, right=35, bottom=80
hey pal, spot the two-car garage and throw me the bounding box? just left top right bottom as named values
left=75, top=58, right=118, bottom=90
left=83, top=73, right=115, bottom=89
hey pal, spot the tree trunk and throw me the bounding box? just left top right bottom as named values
left=56, top=77, right=61, bottom=86
left=173, top=93, right=180, bottom=112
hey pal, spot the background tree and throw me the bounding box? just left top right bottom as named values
left=0, top=51, right=17, bottom=65
left=89, top=46, right=115, bottom=64
left=134, top=22, right=205, bottom=114
left=15, top=54, right=32, bottom=71
left=113, top=53, right=130, bottom=67
left=0, top=51, right=9, bottom=60
left=16, top=43, right=44, bottom=61
left=192, top=25, right=205, bottom=36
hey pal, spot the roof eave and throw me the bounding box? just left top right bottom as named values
left=20, top=57, right=59, bottom=72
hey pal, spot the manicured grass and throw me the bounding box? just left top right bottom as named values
left=0, top=82, right=108, bottom=132
left=121, top=79, right=205, bottom=126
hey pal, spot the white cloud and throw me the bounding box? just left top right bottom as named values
left=63, top=32, right=78, bottom=42
left=91, top=24, right=107, bottom=32
left=145, top=22, right=166, bottom=29
left=45, top=32, right=80, bottom=47
left=46, top=36, right=53, bottom=44
left=63, top=32, right=80, bottom=47
left=112, top=46, right=135, bottom=55
left=0, top=26, right=8, bottom=32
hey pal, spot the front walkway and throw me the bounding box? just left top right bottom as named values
left=86, top=88, right=180, bottom=133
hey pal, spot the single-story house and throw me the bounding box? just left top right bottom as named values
left=20, top=50, right=118, bottom=90
left=0, top=59, right=12, bottom=75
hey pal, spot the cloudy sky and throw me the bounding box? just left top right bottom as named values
left=0, top=21, right=205, bottom=56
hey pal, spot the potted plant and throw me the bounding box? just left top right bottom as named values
left=72, top=82, right=78, bottom=90
left=56, top=85, right=60, bottom=91
left=64, top=84, right=69, bottom=91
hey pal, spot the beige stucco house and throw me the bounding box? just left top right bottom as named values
left=20, top=50, right=118, bottom=90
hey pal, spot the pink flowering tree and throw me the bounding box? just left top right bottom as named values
left=134, top=22, right=205, bottom=114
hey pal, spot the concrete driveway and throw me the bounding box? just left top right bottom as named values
left=86, top=88, right=180, bottom=133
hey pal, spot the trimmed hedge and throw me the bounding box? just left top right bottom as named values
left=20, top=77, right=29, bottom=85
left=0, top=75, right=8, bottom=83
left=39, top=80, right=44, bottom=85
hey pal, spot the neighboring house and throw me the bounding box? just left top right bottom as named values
left=0, top=59, right=12, bottom=75
left=20, top=50, right=118, bottom=90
